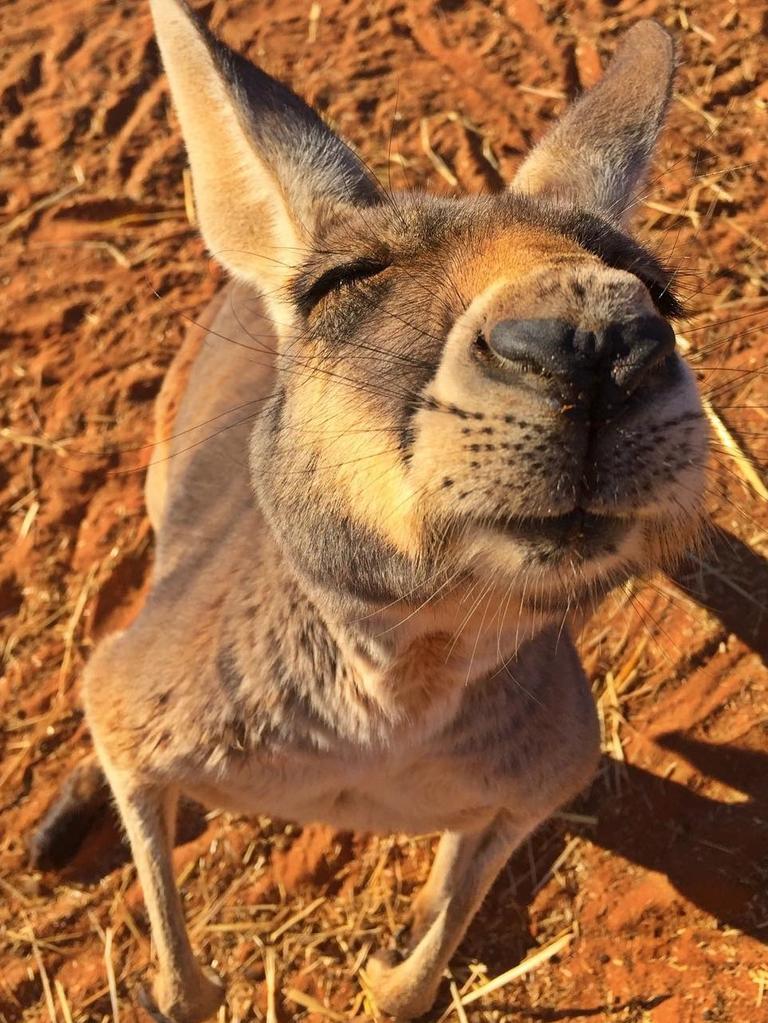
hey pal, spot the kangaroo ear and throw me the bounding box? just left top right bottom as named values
left=150, top=0, right=380, bottom=307
left=512, top=21, right=676, bottom=227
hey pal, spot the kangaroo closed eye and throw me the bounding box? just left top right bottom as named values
left=296, top=257, right=392, bottom=313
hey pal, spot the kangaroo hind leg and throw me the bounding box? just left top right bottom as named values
left=366, top=812, right=531, bottom=1020
left=107, top=772, right=224, bottom=1023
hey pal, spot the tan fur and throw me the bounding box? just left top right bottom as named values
left=287, top=370, right=422, bottom=555
left=32, top=6, right=711, bottom=1021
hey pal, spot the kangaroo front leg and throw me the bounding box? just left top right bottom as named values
left=109, top=777, right=224, bottom=1023
left=366, top=811, right=532, bottom=1020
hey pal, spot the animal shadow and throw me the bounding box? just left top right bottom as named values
left=669, top=523, right=768, bottom=662
left=587, top=738, right=768, bottom=939
left=584, top=522, right=768, bottom=938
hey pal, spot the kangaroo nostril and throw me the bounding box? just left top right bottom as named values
left=486, top=318, right=576, bottom=377
left=610, top=315, right=677, bottom=392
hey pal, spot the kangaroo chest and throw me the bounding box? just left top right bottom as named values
left=161, top=630, right=595, bottom=835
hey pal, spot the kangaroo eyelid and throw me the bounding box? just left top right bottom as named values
left=296, top=258, right=391, bottom=314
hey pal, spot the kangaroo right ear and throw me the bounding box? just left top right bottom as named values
left=512, top=21, right=676, bottom=227
left=150, top=0, right=380, bottom=312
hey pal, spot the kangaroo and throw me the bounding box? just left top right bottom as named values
left=31, top=2, right=710, bottom=1020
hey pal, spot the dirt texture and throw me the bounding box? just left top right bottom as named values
left=1, top=1, right=767, bottom=1021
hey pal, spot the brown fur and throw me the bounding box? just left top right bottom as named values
left=145, top=288, right=227, bottom=527
left=32, top=4, right=710, bottom=1020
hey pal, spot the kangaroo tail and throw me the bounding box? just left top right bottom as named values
left=29, top=755, right=111, bottom=870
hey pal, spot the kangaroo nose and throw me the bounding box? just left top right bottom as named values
left=485, top=315, right=676, bottom=404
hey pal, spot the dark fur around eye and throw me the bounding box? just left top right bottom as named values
left=293, top=258, right=390, bottom=316
left=550, top=206, right=685, bottom=319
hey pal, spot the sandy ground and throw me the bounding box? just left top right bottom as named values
left=1, top=0, right=767, bottom=1021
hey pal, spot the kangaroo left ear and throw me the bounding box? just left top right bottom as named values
left=150, top=0, right=381, bottom=316
left=512, top=21, right=676, bottom=227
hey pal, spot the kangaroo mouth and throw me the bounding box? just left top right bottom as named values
left=497, top=507, right=630, bottom=557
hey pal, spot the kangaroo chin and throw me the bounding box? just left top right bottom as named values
left=31, top=5, right=708, bottom=1021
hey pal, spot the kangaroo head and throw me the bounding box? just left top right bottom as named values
left=151, top=0, right=708, bottom=620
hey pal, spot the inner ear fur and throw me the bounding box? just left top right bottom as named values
left=150, top=0, right=380, bottom=305
left=512, top=20, right=676, bottom=226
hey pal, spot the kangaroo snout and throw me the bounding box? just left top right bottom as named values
left=480, top=313, right=676, bottom=407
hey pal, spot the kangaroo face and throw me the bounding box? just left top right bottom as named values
left=153, top=1, right=708, bottom=613
left=251, top=194, right=707, bottom=609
